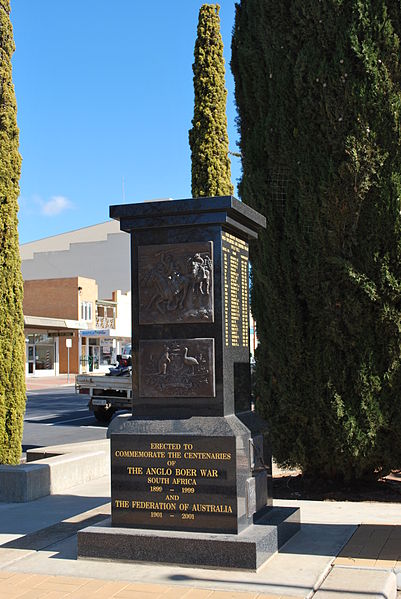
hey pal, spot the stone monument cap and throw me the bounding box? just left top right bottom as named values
left=110, top=196, right=266, bottom=240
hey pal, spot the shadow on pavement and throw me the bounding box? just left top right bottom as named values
left=0, top=495, right=110, bottom=535
left=1, top=512, right=108, bottom=553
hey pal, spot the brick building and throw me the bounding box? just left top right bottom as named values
left=23, top=276, right=130, bottom=377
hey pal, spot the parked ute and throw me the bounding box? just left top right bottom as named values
left=75, top=369, right=133, bottom=422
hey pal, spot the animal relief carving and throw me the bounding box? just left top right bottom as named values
left=139, top=339, right=215, bottom=398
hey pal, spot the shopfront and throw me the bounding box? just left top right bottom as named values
left=24, top=315, right=83, bottom=377
left=80, top=329, right=127, bottom=373
left=26, top=333, right=58, bottom=376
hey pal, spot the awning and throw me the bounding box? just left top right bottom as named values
left=24, top=315, right=87, bottom=331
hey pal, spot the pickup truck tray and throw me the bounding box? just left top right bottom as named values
left=75, top=374, right=132, bottom=391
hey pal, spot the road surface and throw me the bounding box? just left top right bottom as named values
left=23, top=387, right=108, bottom=452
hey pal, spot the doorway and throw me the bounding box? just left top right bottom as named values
left=88, top=344, right=100, bottom=372
left=26, top=334, right=57, bottom=376
left=27, top=344, right=35, bottom=375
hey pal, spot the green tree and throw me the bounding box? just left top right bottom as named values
left=232, top=0, right=401, bottom=480
left=0, top=0, right=25, bottom=464
left=189, top=3, right=233, bottom=197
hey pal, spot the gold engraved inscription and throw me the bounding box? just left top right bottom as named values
left=222, top=232, right=249, bottom=347
left=115, top=499, right=129, bottom=508
left=113, top=437, right=236, bottom=527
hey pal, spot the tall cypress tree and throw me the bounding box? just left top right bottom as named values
left=0, top=0, right=25, bottom=464
left=189, top=3, right=233, bottom=198
left=232, top=1, right=401, bottom=480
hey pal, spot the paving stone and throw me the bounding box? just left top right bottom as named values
left=181, top=590, right=214, bottom=598
left=314, top=565, right=397, bottom=599
left=207, top=592, right=259, bottom=599
left=11, top=591, right=51, bottom=599
left=113, top=592, right=161, bottom=599
left=0, top=571, right=16, bottom=579
left=33, top=581, right=84, bottom=592
left=114, top=585, right=168, bottom=599
left=161, top=588, right=202, bottom=599
left=42, top=592, right=72, bottom=599
left=0, top=590, right=36, bottom=599
left=73, top=579, right=109, bottom=591
left=114, top=582, right=169, bottom=594
left=79, top=581, right=130, bottom=598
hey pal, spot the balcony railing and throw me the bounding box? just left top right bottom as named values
left=96, top=316, right=115, bottom=329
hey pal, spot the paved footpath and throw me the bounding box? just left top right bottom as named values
left=26, top=375, right=76, bottom=392
left=17, top=383, right=401, bottom=596
left=0, top=470, right=400, bottom=599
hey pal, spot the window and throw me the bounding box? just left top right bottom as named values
left=26, top=334, right=55, bottom=372
left=80, top=301, right=93, bottom=321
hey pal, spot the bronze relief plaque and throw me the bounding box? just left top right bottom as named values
left=139, top=338, right=215, bottom=397
left=138, top=242, right=214, bottom=324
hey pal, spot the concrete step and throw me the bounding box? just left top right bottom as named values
left=0, top=439, right=110, bottom=502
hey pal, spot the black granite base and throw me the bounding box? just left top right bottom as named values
left=108, top=413, right=273, bottom=534
left=77, top=506, right=300, bottom=571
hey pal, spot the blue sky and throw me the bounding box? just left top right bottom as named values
left=11, top=1, right=241, bottom=244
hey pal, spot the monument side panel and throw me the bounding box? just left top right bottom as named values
left=131, top=226, right=225, bottom=418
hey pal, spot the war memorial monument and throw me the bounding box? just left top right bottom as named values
left=78, top=196, right=300, bottom=569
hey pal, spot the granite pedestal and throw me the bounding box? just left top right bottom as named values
left=78, top=506, right=300, bottom=570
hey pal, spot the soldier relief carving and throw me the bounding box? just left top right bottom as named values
left=139, top=339, right=215, bottom=398
left=138, top=242, right=214, bottom=324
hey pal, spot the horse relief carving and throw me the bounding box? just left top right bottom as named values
left=138, top=242, right=214, bottom=324
left=139, top=339, right=215, bottom=398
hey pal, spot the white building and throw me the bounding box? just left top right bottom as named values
left=20, top=220, right=131, bottom=298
